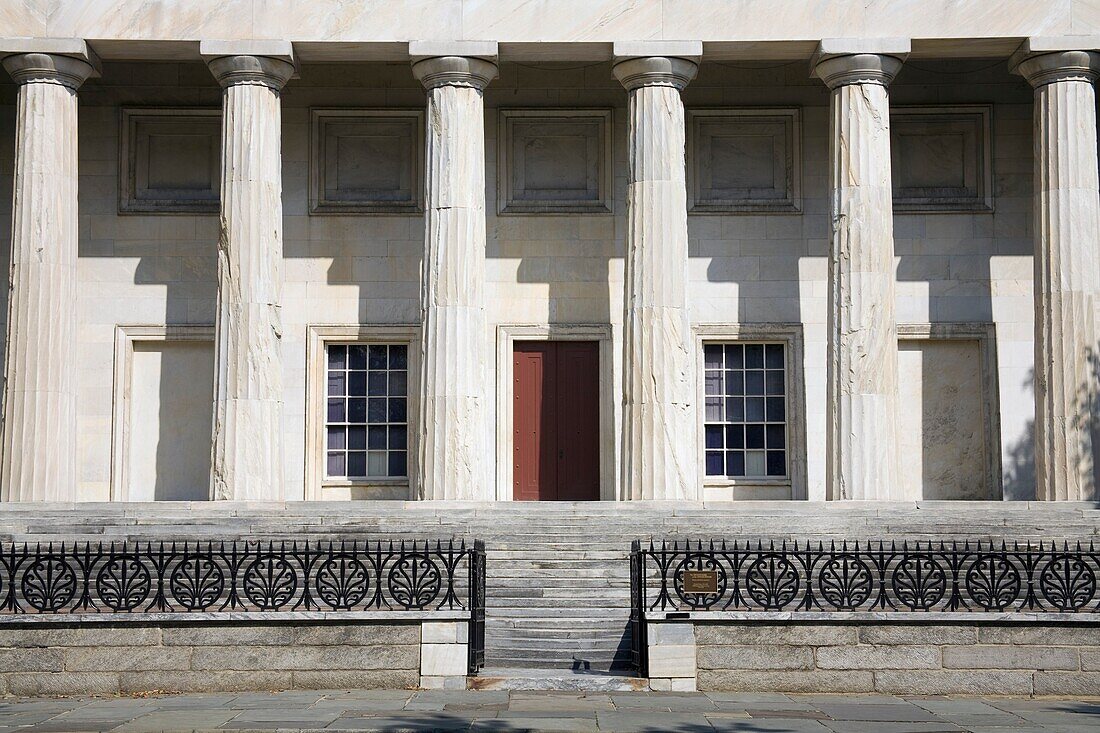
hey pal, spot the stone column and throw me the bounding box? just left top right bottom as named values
left=613, top=44, right=700, bottom=501
left=1012, top=41, right=1100, bottom=501
left=411, top=44, right=497, bottom=501
left=0, top=43, right=98, bottom=501
left=812, top=42, right=908, bottom=500
left=202, top=43, right=295, bottom=501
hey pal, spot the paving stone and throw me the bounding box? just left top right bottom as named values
left=112, top=709, right=241, bottom=731
left=812, top=703, right=942, bottom=722
left=595, top=711, right=715, bottom=730
left=707, top=717, right=831, bottom=732
left=473, top=717, right=597, bottom=732
left=819, top=723, right=962, bottom=733
left=328, top=714, right=475, bottom=731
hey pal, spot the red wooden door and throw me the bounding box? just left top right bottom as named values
left=513, top=341, right=600, bottom=501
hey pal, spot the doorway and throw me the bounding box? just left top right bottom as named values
left=512, top=341, right=600, bottom=501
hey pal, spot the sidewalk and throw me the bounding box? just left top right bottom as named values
left=0, top=689, right=1097, bottom=732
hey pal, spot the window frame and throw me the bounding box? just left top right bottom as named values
left=694, top=324, right=806, bottom=500
left=306, top=325, right=420, bottom=500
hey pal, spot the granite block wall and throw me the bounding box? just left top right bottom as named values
left=695, top=621, right=1100, bottom=696
left=0, top=622, right=420, bottom=696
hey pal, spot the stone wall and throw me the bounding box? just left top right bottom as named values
left=694, top=621, right=1100, bottom=696
left=0, top=621, right=420, bottom=696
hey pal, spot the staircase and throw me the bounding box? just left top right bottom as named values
left=483, top=518, right=633, bottom=672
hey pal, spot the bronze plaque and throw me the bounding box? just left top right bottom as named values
left=682, top=569, right=719, bottom=594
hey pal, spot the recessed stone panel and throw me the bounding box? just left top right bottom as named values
left=498, top=109, right=612, bottom=214
left=687, top=109, right=801, bottom=213
left=120, top=108, right=221, bottom=214
left=310, top=109, right=423, bottom=214
left=891, top=106, right=992, bottom=212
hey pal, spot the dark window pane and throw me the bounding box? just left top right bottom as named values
left=745, top=370, right=764, bottom=395
left=727, top=371, right=744, bottom=396
left=367, top=398, right=386, bottom=423
left=368, top=372, right=387, bottom=396
left=765, top=371, right=785, bottom=395
left=389, top=425, right=407, bottom=450
left=327, top=398, right=345, bottom=423
left=704, top=345, right=723, bottom=369
left=368, top=425, right=386, bottom=449
left=766, top=397, right=785, bottom=422
left=726, top=451, right=745, bottom=476
left=767, top=450, right=786, bottom=476
left=765, top=343, right=784, bottom=368
left=745, top=344, right=764, bottom=368
left=726, top=425, right=744, bottom=449
left=389, top=371, right=407, bottom=397
left=327, top=371, right=346, bottom=397
left=348, top=398, right=368, bottom=423
left=746, top=424, right=765, bottom=449
left=389, top=345, right=408, bottom=369
left=348, top=371, right=367, bottom=396
left=725, top=344, right=743, bottom=369
left=705, top=425, right=723, bottom=449
left=705, top=451, right=724, bottom=476
left=746, top=397, right=765, bottom=422
left=766, top=424, right=785, bottom=449
left=347, top=451, right=367, bottom=477
left=347, top=426, right=366, bottom=450
left=327, top=427, right=345, bottom=450
left=389, top=398, right=407, bottom=422
left=705, top=397, right=722, bottom=422
left=327, top=345, right=347, bottom=369
left=726, top=397, right=744, bottom=421
left=349, top=345, right=368, bottom=370
left=368, top=345, right=388, bottom=369
left=704, top=370, right=722, bottom=396
left=388, top=451, right=407, bottom=477
left=327, top=452, right=345, bottom=477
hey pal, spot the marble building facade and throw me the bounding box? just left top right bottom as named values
left=0, top=2, right=1098, bottom=507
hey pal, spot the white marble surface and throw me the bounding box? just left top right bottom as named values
left=0, top=52, right=96, bottom=502
left=413, top=56, right=497, bottom=501
left=1, top=2, right=1086, bottom=45
left=814, top=51, right=903, bottom=501
left=208, top=53, right=295, bottom=501
left=1013, top=50, right=1100, bottom=502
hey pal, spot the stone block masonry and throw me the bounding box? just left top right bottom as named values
left=0, top=621, right=420, bottom=696
left=694, top=620, right=1100, bottom=695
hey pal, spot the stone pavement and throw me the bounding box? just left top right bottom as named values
left=0, top=690, right=1097, bottom=732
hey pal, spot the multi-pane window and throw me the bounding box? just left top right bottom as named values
left=704, top=343, right=787, bottom=479
left=326, top=344, right=408, bottom=479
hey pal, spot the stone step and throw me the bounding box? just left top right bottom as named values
left=469, top=669, right=647, bottom=692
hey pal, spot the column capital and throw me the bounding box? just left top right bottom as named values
left=811, top=38, right=910, bottom=89
left=0, top=38, right=100, bottom=89
left=411, top=55, right=498, bottom=90
left=200, top=40, right=296, bottom=90
left=612, top=56, right=698, bottom=91
left=1011, top=50, right=1100, bottom=88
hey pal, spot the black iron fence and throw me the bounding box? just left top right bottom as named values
left=631, top=539, right=1100, bottom=615
left=0, top=539, right=486, bottom=672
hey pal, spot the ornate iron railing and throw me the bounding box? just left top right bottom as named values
left=0, top=539, right=481, bottom=616
left=632, top=539, right=1100, bottom=614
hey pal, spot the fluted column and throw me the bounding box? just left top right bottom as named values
left=411, top=51, right=497, bottom=500
left=203, top=46, right=295, bottom=501
left=613, top=53, right=699, bottom=501
left=0, top=48, right=97, bottom=501
left=812, top=46, right=906, bottom=500
left=1012, top=46, right=1100, bottom=501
